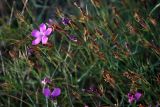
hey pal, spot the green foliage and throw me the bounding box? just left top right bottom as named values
left=0, top=0, right=160, bottom=106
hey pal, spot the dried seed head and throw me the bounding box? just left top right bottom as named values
left=97, top=51, right=105, bottom=60
left=90, top=0, right=101, bottom=7
left=102, top=70, right=116, bottom=88
left=74, top=2, right=92, bottom=22
left=112, top=6, right=121, bottom=17
left=72, top=91, right=81, bottom=100
left=15, top=11, right=25, bottom=23
left=111, top=34, right=118, bottom=43
left=134, top=12, right=141, bottom=22
left=134, top=12, right=148, bottom=30
left=114, top=18, right=120, bottom=28
left=123, top=71, right=141, bottom=83
left=113, top=52, right=121, bottom=60
left=95, top=28, right=103, bottom=38
left=49, top=20, right=67, bottom=34
left=138, top=104, right=145, bottom=107
left=98, top=84, right=104, bottom=96
left=140, top=39, right=160, bottom=56
left=83, top=27, right=89, bottom=42
left=149, top=17, right=157, bottom=26
left=55, top=7, right=63, bottom=17
left=156, top=73, right=160, bottom=84
left=9, top=50, right=18, bottom=59
left=89, top=40, right=100, bottom=53
left=139, top=20, right=148, bottom=30
left=126, top=22, right=137, bottom=34
left=1, top=82, right=13, bottom=91
left=27, top=60, right=34, bottom=67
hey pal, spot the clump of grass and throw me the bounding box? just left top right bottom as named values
left=0, top=0, right=160, bottom=106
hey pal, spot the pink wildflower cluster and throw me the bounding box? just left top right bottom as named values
left=41, top=77, right=61, bottom=100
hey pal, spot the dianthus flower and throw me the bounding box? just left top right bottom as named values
left=128, top=91, right=142, bottom=103
left=41, top=77, right=51, bottom=85
left=62, top=17, right=71, bottom=25
left=69, top=35, right=77, bottom=42
left=31, top=23, right=52, bottom=45
left=43, top=87, right=61, bottom=100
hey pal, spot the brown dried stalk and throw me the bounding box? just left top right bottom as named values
left=102, top=70, right=116, bottom=88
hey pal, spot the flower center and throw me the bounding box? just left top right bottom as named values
left=40, top=31, right=45, bottom=37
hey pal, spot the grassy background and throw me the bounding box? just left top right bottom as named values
left=0, top=0, right=160, bottom=106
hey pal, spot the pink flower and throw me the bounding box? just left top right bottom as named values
left=61, top=17, right=71, bottom=25
left=41, top=77, right=51, bottom=85
left=31, top=23, right=52, bottom=45
left=68, top=35, right=77, bottom=42
left=134, top=92, right=142, bottom=101
left=43, top=87, right=61, bottom=99
left=43, top=87, right=51, bottom=98
left=127, top=91, right=142, bottom=103
left=84, top=105, right=89, bottom=107
left=51, top=88, right=61, bottom=98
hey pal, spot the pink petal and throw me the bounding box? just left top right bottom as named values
left=128, top=93, right=135, bottom=104
left=43, top=88, right=51, bottom=97
left=41, top=77, right=51, bottom=85
left=128, top=96, right=135, bottom=103
left=51, top=88, right=61, bottom=97
left=134, top=92, right=142, bottom=100
left=32, top=37, right=41, bottom=45
left=31, top=30, right=41, bottom=38
left=42, top=36, right=48, bottom=44
left=39, top=23, right=46, bottom=32
left=44, top=28, right=52, bottom=36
